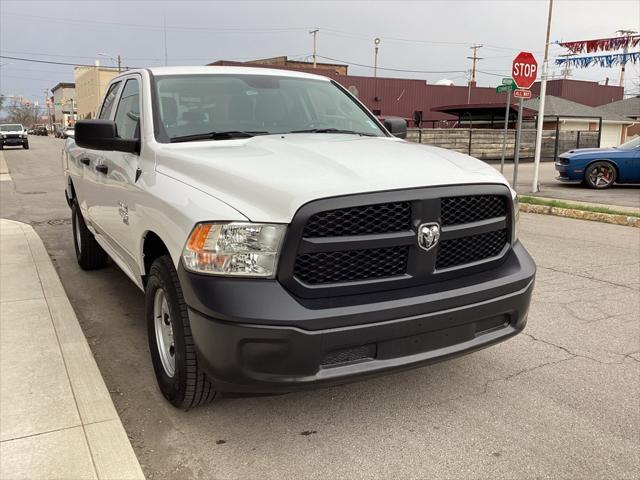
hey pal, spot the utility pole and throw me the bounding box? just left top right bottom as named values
left=44, top=89, right=52, bottom=133
left=117, top=55, right=122, bottom=73
left=309, top=29, right=319, bottom=68
left=532, top=0, right=554, bottom=193
left=558, top=53, right=575, bottom=79
left=467, top=44, right=483, bottom=85
left=374, top=37, right=381, bottom=78
left=616, top=29, right=637, bottom=88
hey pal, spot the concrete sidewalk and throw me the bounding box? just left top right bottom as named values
left=0, top=219, right=144, bottom=480
left=0, top=152, right=10, bottom=182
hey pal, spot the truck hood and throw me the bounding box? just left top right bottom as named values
left=155, top=134, right=510, bottom=223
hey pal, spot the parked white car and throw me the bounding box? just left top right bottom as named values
left=63, top=66, right=535, bottom=409
left=0, top=123, right=29, bottom=149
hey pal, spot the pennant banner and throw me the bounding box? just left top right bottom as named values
left=555, top=52, right=640, bottom=68
left=557, top=35, right=640, bottom=54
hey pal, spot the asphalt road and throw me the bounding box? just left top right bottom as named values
left=1, top=136, right=639, bottom=480
left=490, top=161, right=640, bottom=209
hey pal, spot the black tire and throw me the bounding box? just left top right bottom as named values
left=71, top=201, right=108, bottom=270
left=585, top=161, right=616, bottom=189
left=23, top=142, right=29, bottom=150
left=146, top=255, right=217, bottom=410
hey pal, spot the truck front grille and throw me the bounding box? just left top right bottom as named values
left=278, top=186, right=513, bottom=298
left=303, top=201, right=411, bottom=237
left=436, top=229, right=507, bottom=269
left=441, top=195, right=506, bottom=225
left=294, top=246, right=408, bottom=284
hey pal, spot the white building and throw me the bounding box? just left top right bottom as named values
left=524, top=95, right=635, bottom=148
left=50, top=82, right=76, bottom=126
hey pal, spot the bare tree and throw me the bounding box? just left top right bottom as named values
left=4, top=99, right=39, bottom=126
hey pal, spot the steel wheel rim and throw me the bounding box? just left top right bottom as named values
left=589, top=165, right=613, bottom=187
left=74, top=213, right=82, bottom=254
left=153, top=288, right=176, bottom=377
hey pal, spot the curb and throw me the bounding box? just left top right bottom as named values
left=0, top=151, right=10, bottom=182
left=0, top=219, right=145, bottom=480
left=519, top=202, right=640, bottom=228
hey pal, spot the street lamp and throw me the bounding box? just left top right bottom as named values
left=374, top=37, right=381, bottom=78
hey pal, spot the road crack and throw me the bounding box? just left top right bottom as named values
left=537, top=264, right=640, bottom=292
left=523, top=332, right=638, bottom=366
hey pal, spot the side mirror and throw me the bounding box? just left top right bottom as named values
left=383, top=117, right=407, bottom=139
left=75, top=120, right=139, bottom=154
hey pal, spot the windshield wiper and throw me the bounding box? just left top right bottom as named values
left=170, top=131, right=268, bottom=143
left=288, top=128, right=377, bottom=137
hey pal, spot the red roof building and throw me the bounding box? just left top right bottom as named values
left=208, top=59, right=625, bottom=127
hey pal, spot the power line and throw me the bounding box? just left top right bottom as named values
left=0, top=49, right=163, bottom=61
left=0, top=55, right=123, bottom=69
left=0, top=49, right=309, bottom=63
left=1, top=12, right=308, bottom=33
left=1, top=13, right=549, bottom=54
left=316, top=55, right=466, bottom=74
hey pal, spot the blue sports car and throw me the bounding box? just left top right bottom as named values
left=555, top=136, right=640, bottom=189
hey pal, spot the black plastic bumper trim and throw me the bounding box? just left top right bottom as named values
left=187, top=278, right=533, bottom=393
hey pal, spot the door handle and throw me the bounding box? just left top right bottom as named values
left=95, top=164, right=108, bottom=174
left=80, top=157, right=90, bottom=166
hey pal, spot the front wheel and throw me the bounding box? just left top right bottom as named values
left=23, top=142, right=29, bottom=150
left=146, top=255, right=217, bottom=410
left=585, top=161, right=616, bottom=189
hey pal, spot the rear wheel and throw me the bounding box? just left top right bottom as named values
left=146, top=255, right=217, bottom=410
left=585, top=161, right=616, bottom=189
left=71, top=201, right=108, bottom=270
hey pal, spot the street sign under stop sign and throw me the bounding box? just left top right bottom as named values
left=512, top=52, right=538, bottom=89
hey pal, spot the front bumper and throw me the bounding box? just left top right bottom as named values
left=555, top=162, right=582, bottom=183
left=1, top=137, right=26, bottom=146
left=179, top=242, right=536, bottom=393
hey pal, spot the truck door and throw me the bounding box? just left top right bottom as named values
left=92, top=75, right=143, bottom=276
left=82, top=80, right=122, bottom=226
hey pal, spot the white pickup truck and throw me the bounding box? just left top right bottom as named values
left=64, top=66, right=535, bottom=410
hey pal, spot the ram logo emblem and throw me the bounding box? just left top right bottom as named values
left=417, top=223, right=440, bottom=252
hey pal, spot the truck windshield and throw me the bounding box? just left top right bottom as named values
left=0, top=125, right=23, bottom=131
left=153, top=74, right=386, bottom=142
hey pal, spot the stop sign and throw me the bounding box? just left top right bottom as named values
left=512, top=52, right=538, bottom=89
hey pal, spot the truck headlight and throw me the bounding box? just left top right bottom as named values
left=512, top=195, right=520, bottom=243
left=182, top=222, right=286, bottom=277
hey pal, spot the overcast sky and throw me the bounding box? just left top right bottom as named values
left=1, top=0, right=638, bottom=105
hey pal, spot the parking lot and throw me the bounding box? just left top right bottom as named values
left=1, top=135, right=639, bottom=479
